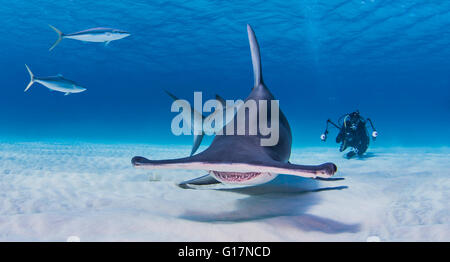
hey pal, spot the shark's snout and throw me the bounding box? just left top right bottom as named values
left=131, top=156, right=143, bottom=166
left=318, top=162, right=338, bottom=177
left=132, top=156, right=151, bottom=166
left=330, top=163, right=338, bottom=174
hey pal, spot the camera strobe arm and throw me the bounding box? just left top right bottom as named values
left=321, top=119, right=341, bottom=141
left=366, top=118, right=378, bottom=140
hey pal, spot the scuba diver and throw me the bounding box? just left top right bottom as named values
left=321, top=110, right=378, bottom=158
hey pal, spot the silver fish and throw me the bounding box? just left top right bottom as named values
left=24, top=64, right=86, bottom=96
left=49, top=25, right=130, bottom=51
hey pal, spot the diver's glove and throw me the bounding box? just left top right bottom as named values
left=372, top=131, right=378, bottom=141
left=320, top=133, right=327, bottom=141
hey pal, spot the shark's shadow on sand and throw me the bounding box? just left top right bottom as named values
left=179, top=176, right=360, bottom=234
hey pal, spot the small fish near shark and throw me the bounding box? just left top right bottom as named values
left=132, top=25, right=338, bottom=189
left=49, top=25, right=130, bottom=51
left=24, top=64, right=86, bottom=96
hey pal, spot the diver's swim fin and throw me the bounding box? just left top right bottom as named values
left=345, top=151, right=356, bottom=159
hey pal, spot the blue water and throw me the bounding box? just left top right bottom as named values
left=0, top=0, right=449, bottom=147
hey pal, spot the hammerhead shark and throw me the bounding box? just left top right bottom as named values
left=132, top=25, right=337, bottom=189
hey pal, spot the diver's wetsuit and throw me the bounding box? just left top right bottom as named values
left=336, top=116, right=369, bottom=158
left=322, top=110, right=376, bottom=159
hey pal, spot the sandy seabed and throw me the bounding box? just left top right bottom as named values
left=0, top=142, right=448, bottom=241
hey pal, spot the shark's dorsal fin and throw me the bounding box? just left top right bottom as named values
left=247, top=24, right=263, bottom=87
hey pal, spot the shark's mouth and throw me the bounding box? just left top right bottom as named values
left=210, top=170, right=266, bottom=182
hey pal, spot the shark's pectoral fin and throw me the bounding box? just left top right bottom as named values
left=178, top=174, right=221, bottom=189
left=315, top=177, right=345, bottom=181
left=105, top=41, right=111, bottom=46
left=64, top=92, right=70, bottom=96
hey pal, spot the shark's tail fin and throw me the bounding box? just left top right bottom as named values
left=24, top=64, right=35, bottom=92
left=165, top=90, right=205, bottom=156
left=49, top=25, right=63, bottom=51
left=247, top=24, right=263, bottom=87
